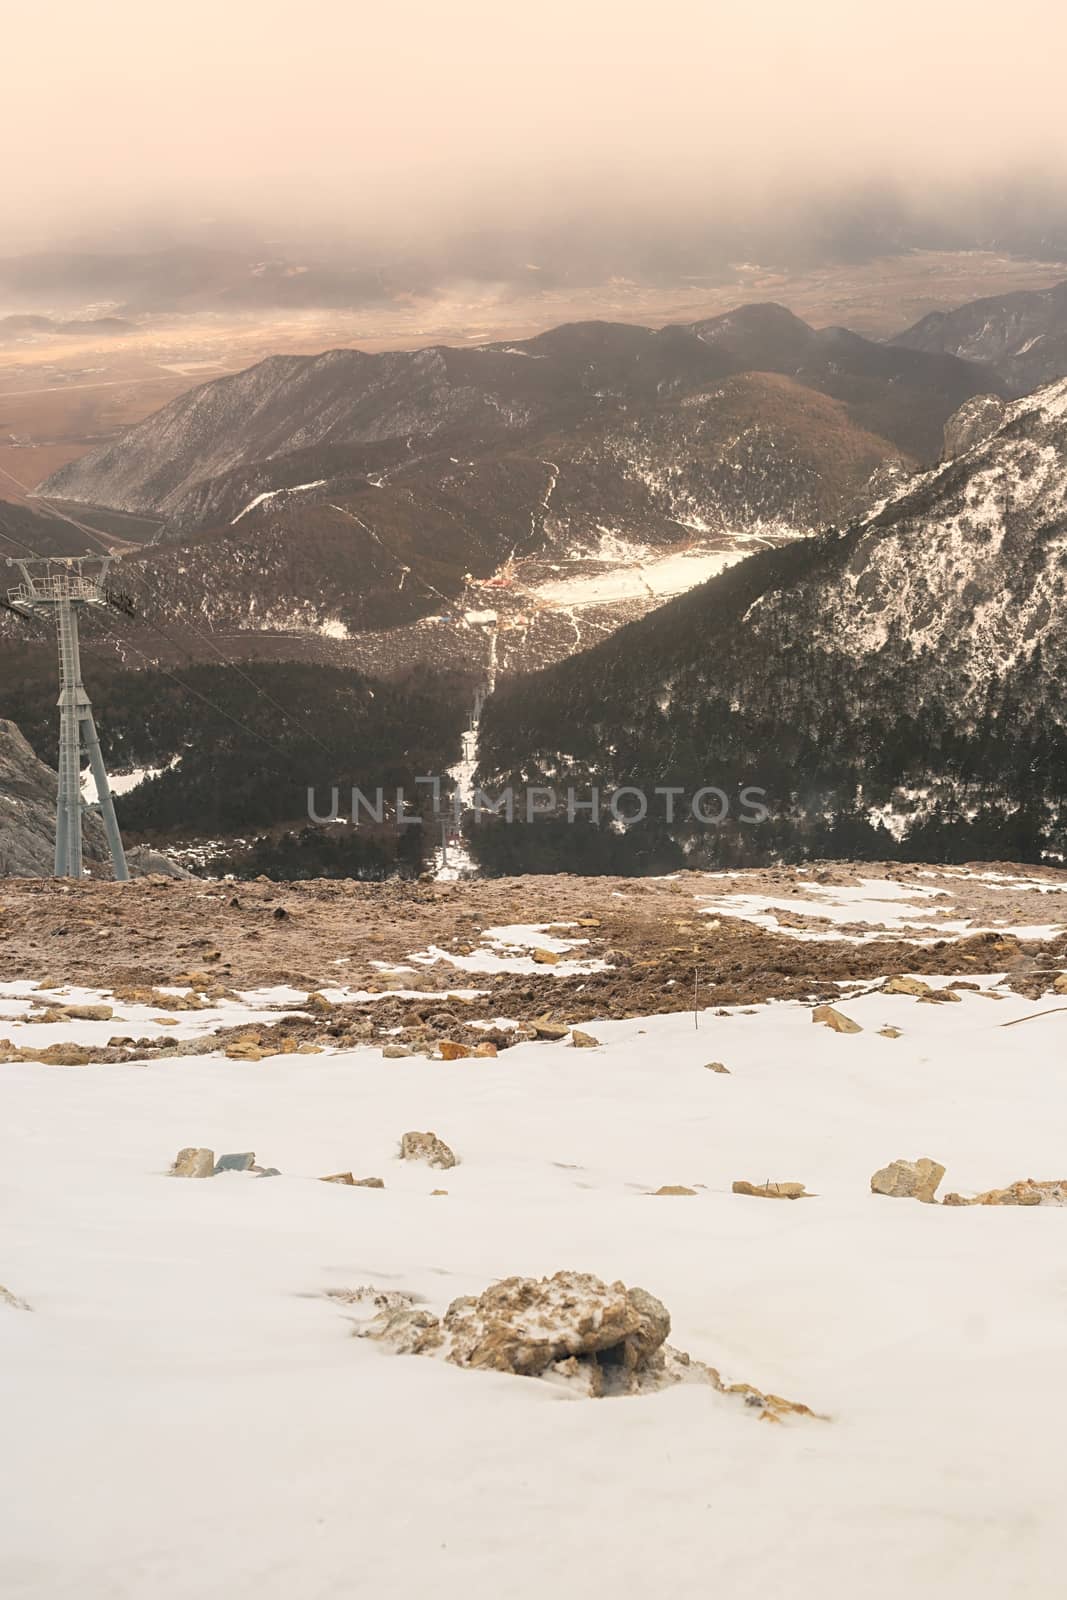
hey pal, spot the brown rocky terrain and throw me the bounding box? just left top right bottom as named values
left=2, top=862, right=1064, bottom=1068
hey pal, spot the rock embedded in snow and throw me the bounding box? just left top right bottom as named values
left=381, top=1043, right=412, bottom=1059
left=570, top=1030, right=600, bottom=1048
left=532, top=1020, right=570, bottom=1041
left=944, top=1179, right=1067, bottom=1207
left=438, top=1041, right=470, bottom=1060
left=170, top=1148, right=215, bottom=1179
left=883, top=975, right=936, bottom=999
left=654, top=1185, right=697, bottom=1196
left=703, top=1060, right=731, bottom=1073
left=812, top=1004, right=863, bottom=1034
left=732, top=1180, right=810, bottom=1200
left=399, top=1131, right=457, bottom=1170
left=870, top=1158, right=945, bottom=1204
left=1, top=1284, right=31, bottom=1311
left=214, top=1152, right=256, bottom=1174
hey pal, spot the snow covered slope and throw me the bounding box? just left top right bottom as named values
left=3, top=944, right=1067, bottom=1599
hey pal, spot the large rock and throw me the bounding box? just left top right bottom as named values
left=942, top=393, right=1008, bottom=458
left=871, top=1157, right=945, bottom=1203
left=342, top=1273, right=826, bottom=1414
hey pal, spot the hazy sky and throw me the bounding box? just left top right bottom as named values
left=6, top=0, right=1067, bottom=249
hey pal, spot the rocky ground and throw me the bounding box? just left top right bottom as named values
left=1, top=861, right=1064, bottom=1061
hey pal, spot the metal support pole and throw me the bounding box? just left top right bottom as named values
left=6, top=555, right=130, bottom=883
left=55, top=593, right=86, bottom=879
left=81, top=711, right=129, bottom=881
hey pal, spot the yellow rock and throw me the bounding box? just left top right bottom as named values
left=870, top=1157, right=945, bottom=1203
left=532, top=948, right=561, bottom=965
left=812, top=1004, right=862, bottom=1034
left=878, top=1026, right=903, bottom=1038
left=438, top=1040, right=471, bottom=1060
left=732, top=1180, right=809, bottom=1200
left=653, top=1185, right=697, bottom=1196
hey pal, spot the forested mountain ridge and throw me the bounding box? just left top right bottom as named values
left=472, top=377, right=1067, bottom=869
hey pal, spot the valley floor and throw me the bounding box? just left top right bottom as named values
left=2, top=862, right=1067, bottom=1598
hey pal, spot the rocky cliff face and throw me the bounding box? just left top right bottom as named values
left=0, top=720, right=186, bottom=879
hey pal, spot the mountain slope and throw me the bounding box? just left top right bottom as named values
left=475, top=377, right=1067, bottom=866
left=892, top=278, right=1067, bottom=394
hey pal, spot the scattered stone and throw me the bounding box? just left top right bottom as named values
left=883, top=975, right=935, bottom=999
left=532, top=1019, right=569, bottom=1041
left=570, top=1030, right=600, bottom=1048
left=732, top=1180, right=810, bottom=1200
left=382, top=1043, right=412, bottom=1059
left=304, top=991, right=334, bottom=1013
left=653, top=1185, right=697, bottom=1196
left=532, top=948, right=561, bottom=965
left=1054, top=975, right=1067, bottom=995
left=577, top=917, right=601, bottom=928
left=703, top=1060, right=731, bottom=1073
left=430, top=1189, right=448, bottom=1196
left=152, top=1017, right=179, bottom=1027
left=224, top=1037, right=268, bottom=1061
left=400, top=1130, right=457, bottom=1170
left=27, top=1042, right=95, bottom=1065
left=878, top=1026, right=903, bottom=1038
left=170, top=1147, right=215, bottom=1178
left=0, top=1284, right=31, bottom=1311
left=944, top=1179, right=1067, bottom=1207
left=254, top=1167, right=282, bottom=1179
left=354, top=1176, right=385, bottom=1188
left=471, top=1041, right=498, bottom=1058
left=871, top=1157, right=945, bottom=1203
left=213, top=1152, right=255, bottom=1174
left=54, top=1002, right=113, bottom=1021
left=812, top=1004, right=862, bottom=1034
left=438, top=1040, right=471, bottom=1060
left=321, top=1172, right=355, bottom=1185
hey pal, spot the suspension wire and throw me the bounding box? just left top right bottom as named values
left=1, top=480, right=336, bottom=758
left=116, top=562, right=338, bottom=757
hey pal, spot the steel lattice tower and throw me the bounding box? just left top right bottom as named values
left=5, top=556, right=129, bottom=881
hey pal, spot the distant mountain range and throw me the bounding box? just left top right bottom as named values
left=15, top=304, right=998, bottom=679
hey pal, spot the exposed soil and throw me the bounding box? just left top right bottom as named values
left=2, top=864, right=1064, bottom=1042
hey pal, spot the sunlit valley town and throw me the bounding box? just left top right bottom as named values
left=4, top=5, right=1067, bottom=1598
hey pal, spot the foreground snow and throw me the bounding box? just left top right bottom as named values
left=2, top=979, right=1066, bottom=1597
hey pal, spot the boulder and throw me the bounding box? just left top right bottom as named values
left=400, top=1130, right=457, bottom=1170
left=382, top=1043, right=412, bottom=1059
left=570, top=1030, right=600, bottom=1048
left=170, top=1147, right=215, bottom=1178
left=871, top=1157, right=945, bottom=1203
